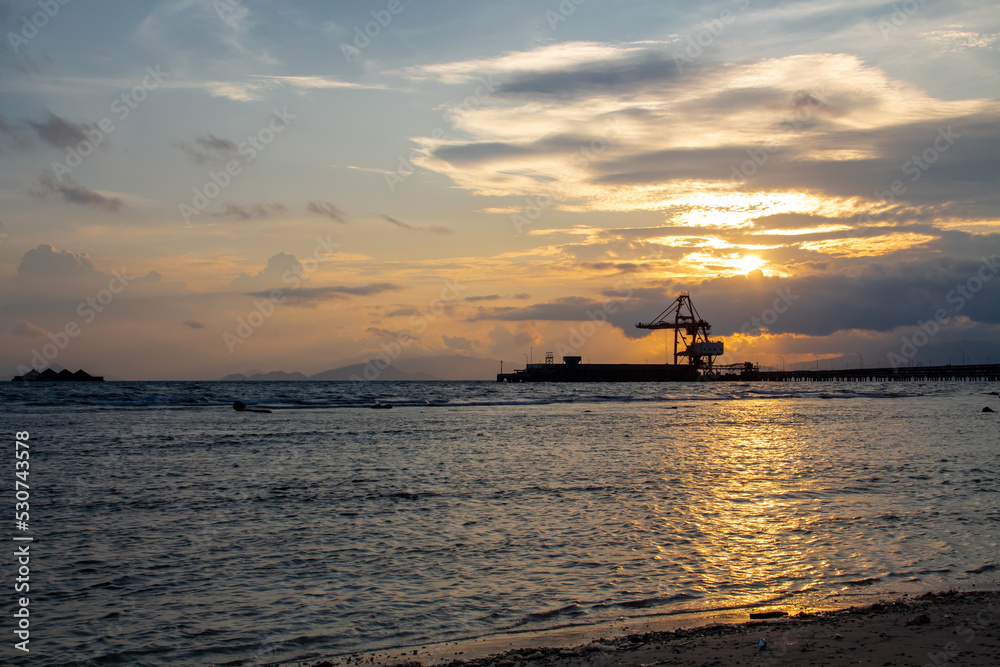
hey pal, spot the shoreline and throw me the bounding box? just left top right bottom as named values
left=297, top=590, right=999, bottom=667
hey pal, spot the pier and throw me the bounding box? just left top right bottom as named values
left=499, top=362, right=1000, bottom=383
left=746, top=363, right=1000, bottom=382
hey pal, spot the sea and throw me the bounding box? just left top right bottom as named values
left=1, top=380, right=998, bottom=665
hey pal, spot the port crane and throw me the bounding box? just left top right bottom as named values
left=635, top=293, right=724, bottom=372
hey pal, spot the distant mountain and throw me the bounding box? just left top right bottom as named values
left=219, top=355, right=502, bottom=381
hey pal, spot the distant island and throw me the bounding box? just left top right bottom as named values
left=12, top=368, right=104, bottom=382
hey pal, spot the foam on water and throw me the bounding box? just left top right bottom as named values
left=1, top=380, right=998, bottom=665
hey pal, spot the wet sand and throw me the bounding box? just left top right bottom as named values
left=305, top=590, right=999, bottom=667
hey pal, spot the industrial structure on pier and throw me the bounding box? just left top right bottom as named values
left=496, top=292, right=1000, bottom=383
left=497, top=293, right=727, bottom=382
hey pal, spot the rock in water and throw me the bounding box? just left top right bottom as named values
left=983, top=406, right=995, bottom=412
left=234, top=400, right=271, bottom=413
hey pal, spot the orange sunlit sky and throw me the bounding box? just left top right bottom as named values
left=1, top=0, right=999, bottom=379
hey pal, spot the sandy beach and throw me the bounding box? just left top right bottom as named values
left=310, top=590, right=999, bottom=667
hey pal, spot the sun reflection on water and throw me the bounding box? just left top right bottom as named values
left=645, top=400, right=825, bottom=608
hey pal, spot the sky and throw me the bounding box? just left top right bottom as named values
left=1, top=0, right=998, bottom=380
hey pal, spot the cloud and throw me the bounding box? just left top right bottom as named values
left=920, top=30, right=1000, bottom=52
left=33, top=173, right=124, bottom=212
left=469, top=296, right=608, bottom=322
left=228, top=252, right=304, bottom=292
left=460, top=248, right=1000, bottom=345
left=399, top=41, right=662, bottom=86
left=443, top=334, right=475, bottom=351
left=464, top=293, right=532, bottom=302
left=173, top=133, right=239, bottom=164
left=379, top=214, right=453, bottom=234
left=11, top=320, right=47, bottom=338
left=17, top=243, right=97, bottom=281
left=407, top=46, right=999, bottom=227
left=203, top=75, right=387, bottom=102
left=307, top=201, right=348, bottom=223
left=182, top=319, right=206, bottom=329
left=244, top=283, right=403, bottom=307
left=25, top=111, right=98, bottom=150
left=212, top=203, right=288, bottom=220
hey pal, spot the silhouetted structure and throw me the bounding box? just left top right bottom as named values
left=11, top=368, right=104, bottom=382
left=498, top=293, right=723, bottom=382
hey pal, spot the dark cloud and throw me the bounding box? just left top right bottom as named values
left=17, top=243, right=97, bottom=281
left=25, top=111, right=96, bottom=150
left=379, top=214, right=453, bottom=234
left=581, top=262, right=644, bottom=273
left=182, top=319, right=206, bottom=329
left=465, top=293, right=533, bottom=302
left=594, top=115, right=1000, bottom=211
left=466, top=252, right=1000, bottom=343
left=172, top=133, right=239, bottom=164
left=11, top=320, right=47, bottom=338
left=307, top=201, right=348, bottom=223
left=33, top=173, right=124, bottom=212
left=213, top=203, right=287, bottom=220
left=244, top=283, right=402, bottom=307
left=469, top=296, right=607, bottom=322
left=497, top=51, right=688, bottom=98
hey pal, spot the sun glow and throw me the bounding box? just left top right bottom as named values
left=735, top=255, right=766, bottom=274
left=681, top=252, right=769, bottom=275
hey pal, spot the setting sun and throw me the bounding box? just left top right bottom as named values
left=735, top=255, right=766, bottom=274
